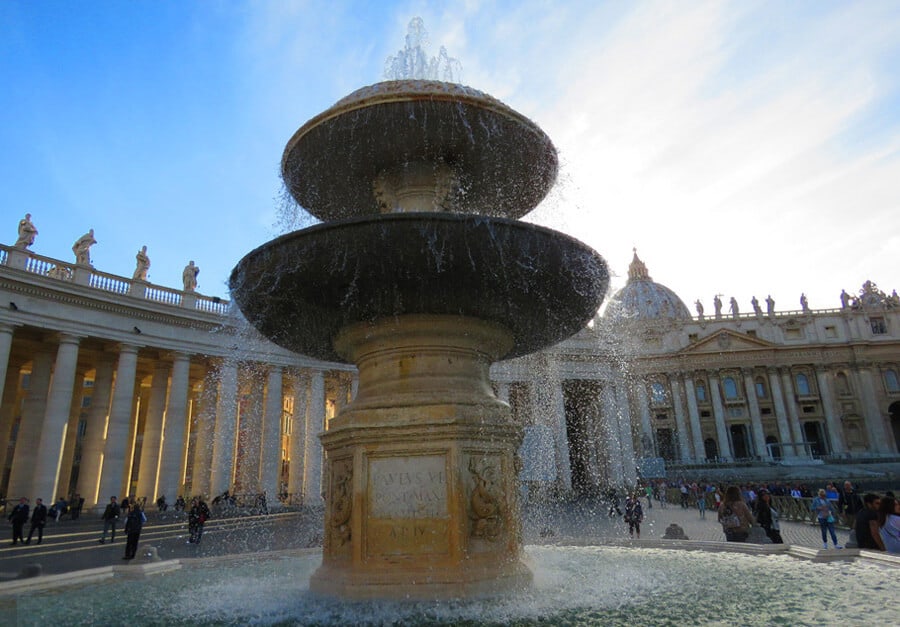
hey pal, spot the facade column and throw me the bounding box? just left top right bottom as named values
left=741, top=368, right=769, bottom=460
left=707, top=373, right=733, bottom=461
left=235, top=369, right=264, bottom=493
left=6, top=350, right=54, bottom=499
left=600, top=383, right=624, bottom=486
left=767, top=367, right=796, bottom=458
left=32, top=334, right=82, bottom=502
left=855, top=364, right=891, bottom=454
left=614, top=383, right=638, bottom=486
left=668, top=376, right=692, bottom=462
left=634, top=382, right=655, bottom=457
left=287, top=371, right=309, bottom=504
left=681, top=373, right=706, bottom=461
left=260, top=365, right=284, bottom=500
left=815, top=365, right=846, bottom=455
left=56, top=369, right=87, bottom=499
left=780, top=368, right=808, bottom=457
left=210, top=361, right=239, bottom=497
left=97, top=344, right=140, bottom=501
left=0, top=361, right=24, bottom=483
left=0, top=323, right=16, bottom=409
left=190, top=363, right=220, bottom=498
left=531, top=374, right=571, bottom=491
left=302, top=369, right=326, bottom=504
left=157, top=352, right=191, bottom=501
left=77, top=355, right=115, bottom=505
left=136, top=362, right=170, bottom=500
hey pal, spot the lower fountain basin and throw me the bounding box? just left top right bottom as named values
left=7, top=546, right=894, bottom=625
left=230, top=213, right=608, bottom=363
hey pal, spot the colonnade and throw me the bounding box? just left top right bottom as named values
left=0, top=324, right=338, bottom=509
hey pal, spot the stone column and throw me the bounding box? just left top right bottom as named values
left=600, top=383, right=624, bottom=486
left=6, top=351, right=53, bottom=499
left=97, top=344, right=140, bottom=501
left=855, top=364, right=891, bottom=453
left=707, top=373, right=733, bottom=460
left=234, top=369, right=264, bottom=493
left=302, top=369, right=325, bottom=504
left=614, top=383, right=638, bottom=486
left=767, top=367, right=795, bottom=458
left=815, top=365, right=846, bottom=455
left=0, top=361, right=23, bottom=481
left=780, top=368, right=808, bottom=457
left=157, top=352, right=191, bottom=501
left=0, top=323, right=17, bottom=407
left=741, top=368, right=769, bottom=459
left=531, top=376, right=571, bottom=491
left=681, top=373, right=706, bottom=461
left=287, top=371, right=309, bottom=504
left=136, top=362, right=170, bottom=500
left=190, top=363, right=220, bottom=497
left=634, top=381, right=655, bottom=457
left=210, top=361, right=239, bottom=497
left=668, top=376, right=692, bottom=462
left=32, top=334, right=82, bottom=502
left=77, top=355, right=115, bottom=505
left=260, top=365, right=284, bottom=500
left=56, top=369, right=87, bottom=498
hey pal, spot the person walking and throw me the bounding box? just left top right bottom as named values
left=25, top=498, right=48, bottom=545
left=718, top=486, right=755, bottom=542
left=697, top=491, right=707, bottom=519
left=811, top=488, right=842, bottom=549
left=99, top=496, right=121, bottom=544
left=754, top=490, right=783, bottom=544
left=187, top=497, right=211, bottom=544
left=624, top=492, right=644, bottom=539
left=122, top=502, right=146, bottom=560
left=7, top=498, right=29, bottom=546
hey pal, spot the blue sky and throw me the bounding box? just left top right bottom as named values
left=2, top=1, right=899, bottom=312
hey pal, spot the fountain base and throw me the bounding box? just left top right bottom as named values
left=309, top=315, right=531, bottom=599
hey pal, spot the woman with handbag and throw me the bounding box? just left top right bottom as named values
left=811, top=488, right=842, bottom=549
left=755, top=490, right=783, bottom=544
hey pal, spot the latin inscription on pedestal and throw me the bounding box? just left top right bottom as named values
left=366, top=454, right=450, bottom=557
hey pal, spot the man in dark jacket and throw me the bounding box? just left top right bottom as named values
left=838, top=481, right=863, bottom=525
left=99, top=496, right=120, bottom=544
left=25, top=498, right=48, bottom=544
left=7, top=498, right=29, bottom=545
left=854, top=493, right=885, bottom=551
left=122, top=503, right=146, bottom=560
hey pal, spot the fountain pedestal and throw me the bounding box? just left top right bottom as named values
left=309, top=315, right=531, bottom=599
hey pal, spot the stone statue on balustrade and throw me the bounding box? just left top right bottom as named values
left=72, top=229, right=97, bottom=266
left=840, top=289, right=851, bottom=309
left=694, top=299, right=704, bottom=319
left=183, top=260, right=199, bottom=292
left=729, top=297, right=739, bottom=319
left=800, top=293, right=809, bottom=313
left=766, top=295, right=775, bottom=315
left=713, top=295, right=723, bottom=320
left=14, top=214, right=38, bottom=249
left=132, top=246, right=150, bottom=281
left=751, top=296, right=762, bottom=315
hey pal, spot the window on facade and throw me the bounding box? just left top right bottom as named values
left=835, top=372, right=850, bottom=395
left=655, top=413, right=668, bottom=421
left=824, top=325, right=837, bottom=338
left=871, top=317, right=887, bottom=335
left=796, top=373, right=811, bottom=396
left=728, top=407, right=743, bottom=418
left=761, top=407, right=772, bottom=415
left=722, top=377, right=738, bottom=399
left=650, top=382, right=667, bottom=404
left=802, top=405, right=816, bottom=414
left=885, top=369, right=900, bottom=393
left=755, top=377, right=767, bottom=399
left=688, top=333, right=698, bottom=342
left=695, top=382, right=707, bottom=402
left=701, top=410, right=711, bottom=418
left=746, top=330, right=757, bottom=338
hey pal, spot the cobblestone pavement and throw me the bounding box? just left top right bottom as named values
left=521, top=498, right=851, bottom=549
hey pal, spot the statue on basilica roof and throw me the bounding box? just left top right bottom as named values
left=729, top=297, right=739, bottom=319
left=695, top=299, right=704, bottom=319
left=751, top=295, right=762, bottom=315
left=72, top=229, right=97, bottom=266
left=766, top=295, right=775, bottom=315
left=133, top=246, right=150, bottom=282
left=800, top=293, right=809, bottom=313
left=14, top=213, right=38, bottom=250
left=713, top=294, right=723, bottom=320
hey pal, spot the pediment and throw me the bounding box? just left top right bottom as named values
left=678, top=329, right=776, bottom=354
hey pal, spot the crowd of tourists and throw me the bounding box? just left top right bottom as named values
left=632, top=478, right=900, bottom=553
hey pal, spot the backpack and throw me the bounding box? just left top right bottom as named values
left=720, top=505, right=741, bottom=530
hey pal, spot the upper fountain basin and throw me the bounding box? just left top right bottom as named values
left=229, top=213, right=608, bottom=363
left=281, top=80, right=558, bottom=221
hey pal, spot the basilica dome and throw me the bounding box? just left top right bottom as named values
left=604, top=250, right=692, bottom=321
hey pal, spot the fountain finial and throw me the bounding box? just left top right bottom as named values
left=384, top=18, right=462, bottom=82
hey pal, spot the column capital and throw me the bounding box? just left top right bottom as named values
left=0, top=322, right=20, bottom=335
left=116, top=343, right=141, bottom=355
left=740, top=367, right=757, bottom=378
left=56, top=332, right=85, bottom=345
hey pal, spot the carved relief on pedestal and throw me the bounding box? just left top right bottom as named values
left=466, top=456, right=503, bottom=542
left=329, top=458, right=353, bottom=548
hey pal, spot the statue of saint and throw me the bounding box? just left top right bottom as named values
left=183, top=260, right=199, bottom=292
left=766, top=295, right=775, bottom=314
left=800, top=293, right=809, bottom=312
left=694, top=299, right=704, bottom=318
left=14, top=213, right=38, bottom=249
left=840, top=289, right=851, bottom=309
left=751, top=296, right=762, bottom=315
left=132, top=246, right=150, bottom=281
left=713, top=295, right=723, bottom=319
left=729, top=297, right=739, bottom=318
left=72, top=229, right=97, bottom=265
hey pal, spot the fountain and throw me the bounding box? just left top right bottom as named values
left=228, top=21, right=608, bottom=599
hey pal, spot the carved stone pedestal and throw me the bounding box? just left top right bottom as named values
left=309, top=315, right=531, bottom=599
